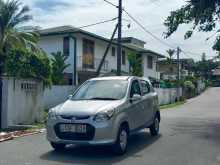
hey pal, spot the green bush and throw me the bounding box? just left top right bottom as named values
left=184, top=80, right=195, bottom=90
left=183, top=80, right=196, bottom=98
left=51, top=52, right=70, bottom=85
left=5, top=48, right=52, bottom=87
left=128, top=53, right=143, bottom=77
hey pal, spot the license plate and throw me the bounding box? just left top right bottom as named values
left=59, top=124, right=87, bottom=133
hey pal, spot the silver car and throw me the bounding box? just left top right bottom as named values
left=47, top=76, right=160, bottom=154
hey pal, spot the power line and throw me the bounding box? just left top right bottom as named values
left=77, top=17, right=117, bottom=29
left=123, top=9, right=217, bottom=59
left=102, top=0, right=175, bottom=48
left=122, top=9, right=176, bottom=49
left=103, top=0, right=118, bottom=8
left=102, top=0, right=215, bottom=59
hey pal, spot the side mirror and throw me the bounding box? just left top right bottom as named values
left=130, top=94, right=142, bottom=102
left=68, top=95, right=73, bottom=100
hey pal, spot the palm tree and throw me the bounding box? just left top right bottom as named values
left=0, top=0, right=39, bottom=75
left=51, top=52, right=70, bottom=85
left=166, top=49, right=175, bottom=73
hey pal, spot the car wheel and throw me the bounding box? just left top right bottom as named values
left=113, top=126, right=128, bottom=155
left=50, top=142, right=66, bottom=151
left=150, top=116, right=160, bottom=136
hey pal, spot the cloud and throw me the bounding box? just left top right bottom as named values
left=34, top=0, right=69, bottom=11
left=23, top=0, right=217, bottom=59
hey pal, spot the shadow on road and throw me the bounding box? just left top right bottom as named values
left=40, top=131, right=161, bottom=164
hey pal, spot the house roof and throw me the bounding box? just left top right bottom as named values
left=158, top=58, right=194, bottom=65
left=114, top=37, right=146, bottom=44
left=124, top=43, right=164, bottom=58
left=38, top=26, right=165, bottom=58
left=212, top=68, right=220, bottom=76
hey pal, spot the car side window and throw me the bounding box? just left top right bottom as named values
left=130, top=80, right=141, bottom=97
left=141, top=80, right=151, bottom=95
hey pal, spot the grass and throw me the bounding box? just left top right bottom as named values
left=26, top=110, right=48, bottom=131
left=160, top=101, right=186, bottom=110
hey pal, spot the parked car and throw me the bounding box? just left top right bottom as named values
left=46, top=76, right=160, bottom=155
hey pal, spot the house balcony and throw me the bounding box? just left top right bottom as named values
left=77, top=56, right=109, bottom=73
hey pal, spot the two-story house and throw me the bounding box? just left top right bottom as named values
left=38, top=26, right=164, bottom=85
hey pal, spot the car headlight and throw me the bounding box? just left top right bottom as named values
left=93, top=109, right=115, bottom=122
left=48, top=109, right=58, bottom=120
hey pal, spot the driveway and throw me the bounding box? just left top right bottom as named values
left=0, top=88, right=220, bottom=165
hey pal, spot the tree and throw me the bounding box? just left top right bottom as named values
left=128, top=52, right=143, bottom=77
left=166, top=49, right=175, bottom=73
left=164, top=0, right=220, bottom=51
left=192, top=53, right=219, bottom=79
left=5, top=48, right=52, bottom=87
left=51, top=52, right=70, bottom=85
left=0, top=0, right=39, bottom=75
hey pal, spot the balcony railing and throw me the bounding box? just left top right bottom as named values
left=77, top=56, right=109, bottom=72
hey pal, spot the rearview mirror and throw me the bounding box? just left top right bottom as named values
left=130, top=94, right=142, bottom=102
left=68, top=95, right=73, bottom=100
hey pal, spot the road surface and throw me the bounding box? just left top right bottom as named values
left=0, top=88, right=220, bottom=165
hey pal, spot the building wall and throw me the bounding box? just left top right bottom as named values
left=38, top=35, right=75, bottom=74
left=38, top=33, right=160, bottom=83
left=1, top=77, right=44, bottom=129
left=74, top=33, right=130, bottom=73
left=143, top=54, right=160, bottom=79
left=43, top=85, right=76, bottom=109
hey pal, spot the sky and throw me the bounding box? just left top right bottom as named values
left=22, top=0, right=218, bottom=60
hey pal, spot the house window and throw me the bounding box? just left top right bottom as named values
left=147, top=56, right=153, bottom=69
left=112, top=47, right=116, bottom=57
left=83, top=39, right=95, bottom=69
left=122, top=50, right=126, bottom=65
left=63, top=37, right=70, bottom=56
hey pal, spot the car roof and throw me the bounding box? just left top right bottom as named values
left=90, top=76, right=150, bottom=82
left=90, top=76, right=131, bottom=81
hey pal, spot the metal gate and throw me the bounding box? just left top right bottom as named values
left=0, top=78, right=2, bottom=129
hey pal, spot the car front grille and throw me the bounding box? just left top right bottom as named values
left=54, top=123, right=95, bottom=141
left=60, top=115, right=90, bottom=120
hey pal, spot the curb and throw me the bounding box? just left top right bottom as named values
left=0, top=129, right=45, bottom=143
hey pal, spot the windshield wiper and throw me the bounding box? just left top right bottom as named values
left=89, top=97, right=118, bottom=100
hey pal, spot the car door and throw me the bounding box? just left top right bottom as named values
left=140, top=80, right=154, bottom=125
left=127, top=79, right=143, bottom=130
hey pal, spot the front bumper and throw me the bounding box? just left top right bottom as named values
left=46, top=117, right=117, bottom=145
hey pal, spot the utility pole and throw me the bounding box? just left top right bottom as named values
left=117, top=0, right=122, bottom=76
left=177, top=47, right=181, bottom=101
left=96, top=24, right=118, bottom=76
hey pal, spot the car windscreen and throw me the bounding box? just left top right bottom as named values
left=71, top=80, right=128, bottom=100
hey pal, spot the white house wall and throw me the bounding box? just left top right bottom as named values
left=74, top=33, right=130, bottom=73
left=38, top=35, right=75, bottom=74
left=38, top=33, right=160, bottom=80
left=143, top=54, right=160, bottom=79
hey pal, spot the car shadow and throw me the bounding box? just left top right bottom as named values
left=40, top=130, right=161, bottom=165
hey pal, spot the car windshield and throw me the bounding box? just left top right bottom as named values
left=71, top=80, right=128, bottom=100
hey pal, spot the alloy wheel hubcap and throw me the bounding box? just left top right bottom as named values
left=119, top=130, right=127, bottom=150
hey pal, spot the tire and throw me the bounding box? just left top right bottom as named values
left=112, top=125, right=129, bottom=155
left=50, top=142, right=66, bottom=151
left=150, top=116, right=160, bottom=136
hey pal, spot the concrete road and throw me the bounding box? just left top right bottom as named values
left=0, top=88, right=220, bottom=165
